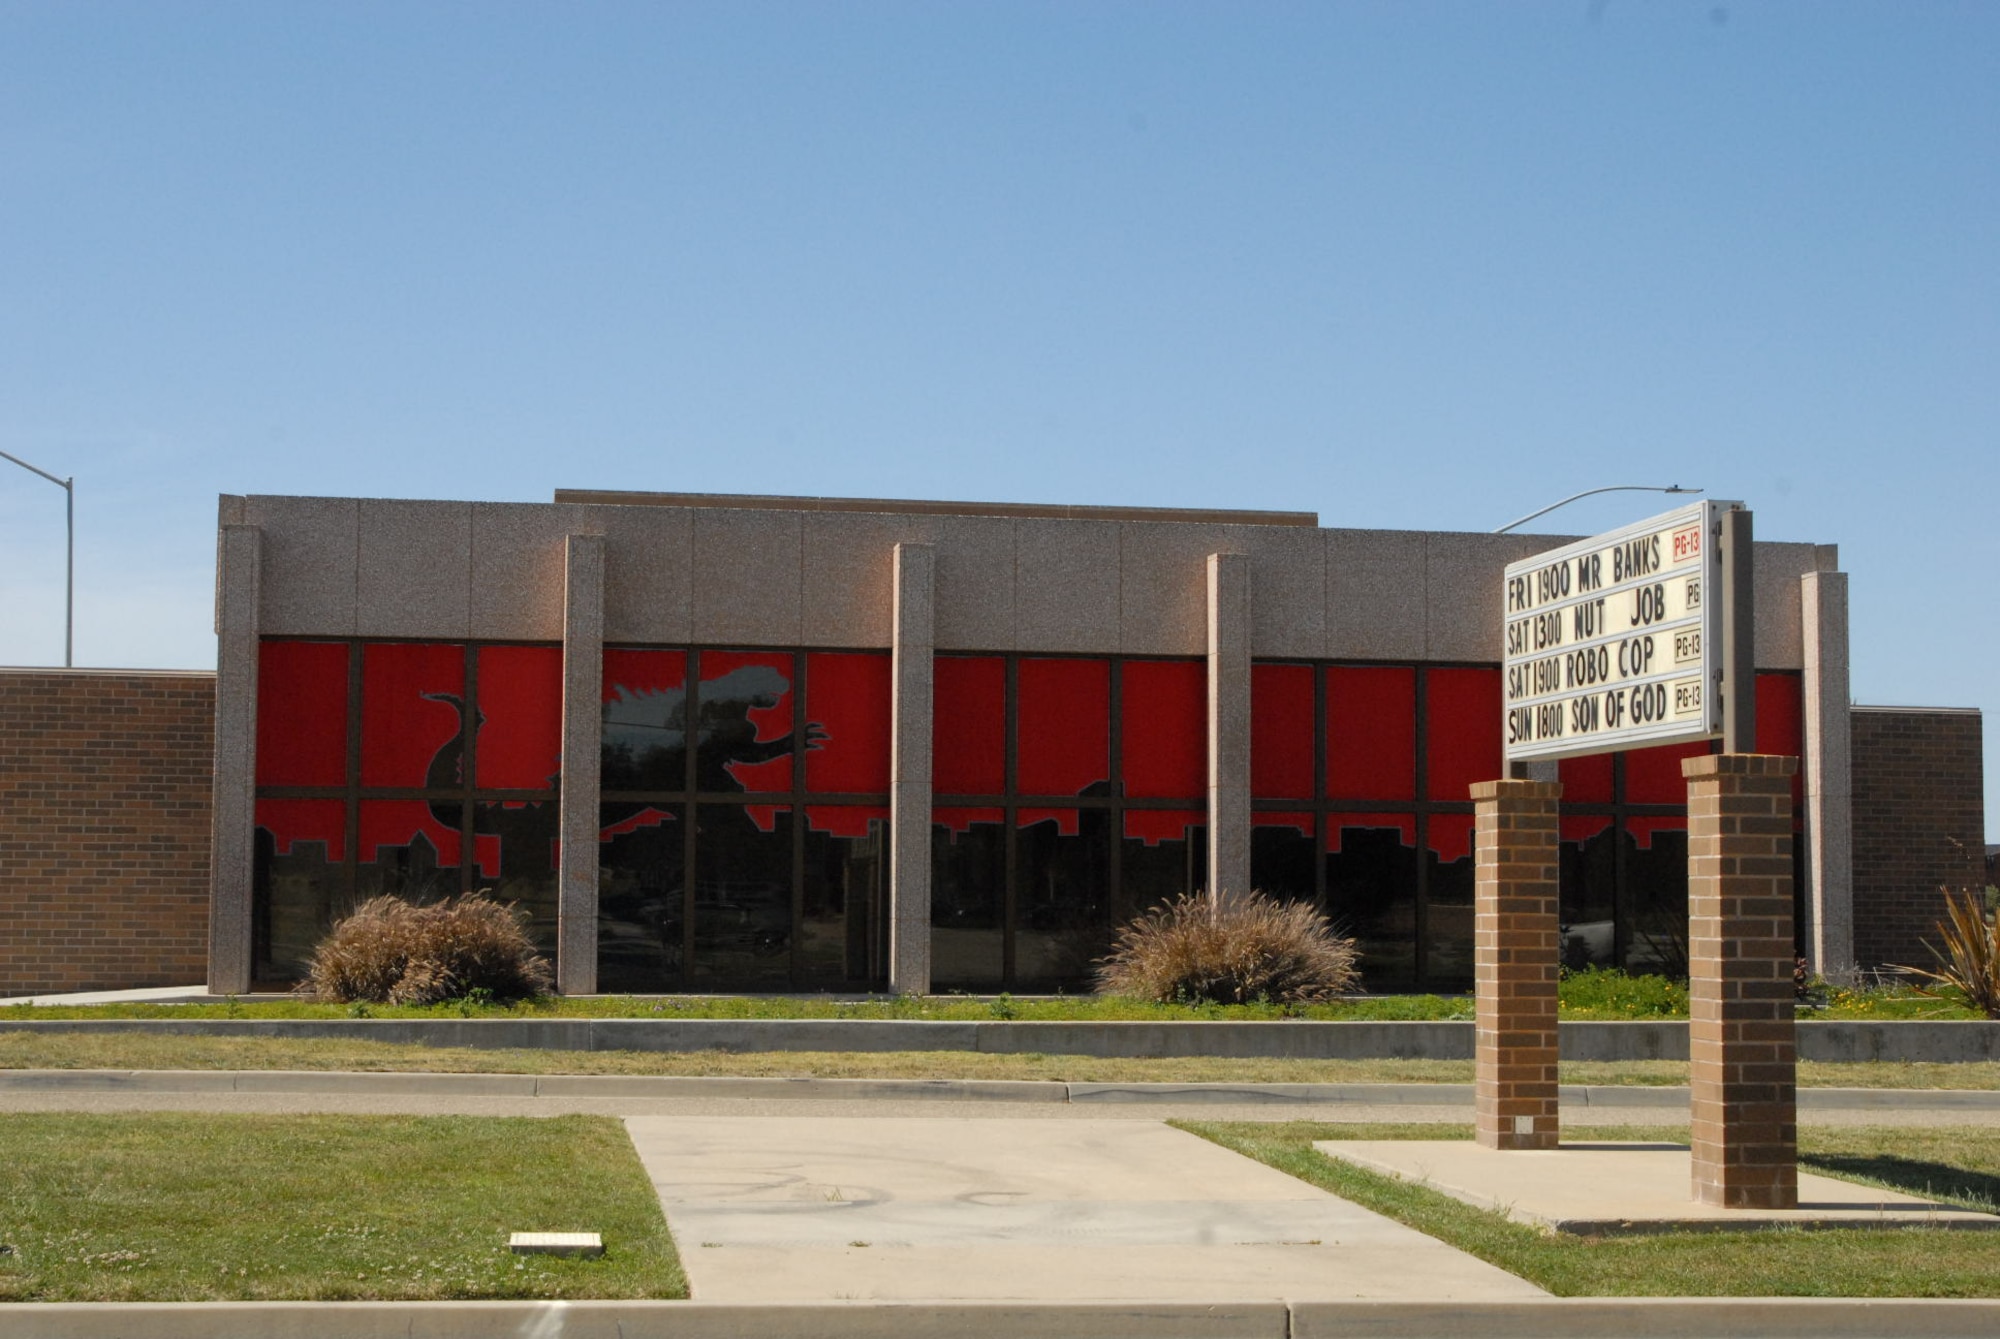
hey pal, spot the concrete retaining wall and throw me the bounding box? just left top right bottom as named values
left=5, top=1018, right=1999, bottom=1062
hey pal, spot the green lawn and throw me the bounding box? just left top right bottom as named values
left=2, top=978, right=1978, bottom=1021
left=0, top=992, right=1474, bottom=1022
left=0, top=1112, right=684, bottom=1302
left=4, top=1030, right=1997, bottom=1088
left=1183, top=1120, right=2000, bottom=1297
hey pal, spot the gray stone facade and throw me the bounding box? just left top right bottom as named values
left=211, top=489, right=1851, bottom=991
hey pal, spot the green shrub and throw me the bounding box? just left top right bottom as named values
left=300, top=893, right=553, bottom=1006
left=1897, top=887, right=2000, bottom=1019
left=1557, top=964, right=1688, bottom=1018
left=1095, top=891, right=1359, bottom=1005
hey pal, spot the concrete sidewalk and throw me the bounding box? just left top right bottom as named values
left=3, top=1068, right=1998, bottom=1125
left=1317, top=1139, right=2000, bottom=1235
left=626, top=1115, right=1545, bottom=1302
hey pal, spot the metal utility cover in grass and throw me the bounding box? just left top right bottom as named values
left=509, top=1232, right=604, bottom=1257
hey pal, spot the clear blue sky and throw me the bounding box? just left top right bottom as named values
left=2, top=2, right=1994, bottom=827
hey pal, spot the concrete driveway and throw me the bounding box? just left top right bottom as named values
left=626, top=1115, right=1546, bottom=1302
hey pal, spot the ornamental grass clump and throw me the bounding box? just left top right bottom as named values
left=1897, top=887, right=2000, bottom=1019
left=300, top=892, right=553, bottom=1006
left=1095, top=890, right=1359, bottom=1005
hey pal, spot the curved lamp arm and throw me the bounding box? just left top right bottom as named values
left=1495, top=484, right=1701, bottom=535
left=0, top=449, right=75, bottom=667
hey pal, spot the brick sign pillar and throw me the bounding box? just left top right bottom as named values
left=1683, top=753, right=1800, bottom=1209
left=1472, top=778, right=1562, bottom=1151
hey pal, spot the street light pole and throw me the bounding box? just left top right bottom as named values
left=0, top=449, right=75, bottom=667
left=1495, top=484, right=1701, bottom=535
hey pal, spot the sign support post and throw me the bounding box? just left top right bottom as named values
left=1720, top=506, right=1756, bottom=754
left=1484, top=499, right=1797, bottom=1210
left=1473, top=778, right=1563, bottom=1151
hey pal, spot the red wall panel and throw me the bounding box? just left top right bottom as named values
left=256, top=641, right=349, bottom=787
left=1251, top=663, right=1315, bottom=800
left=360, top=643, right=466, bottom=788
left=1121, top=660, right=1205, bottom=800
left=1016, top=659, right=1109, bottom=797
left=1624, top=739, right=1711, bottom=805
left=1425, top=668, right=1502, bottom=802
left=700, top=651, right=795, bottom=793
left=475, top=645, right=563, bottom=791
left=934, top=655, right=1006, bottom=795
left=1327, top=666, right=1416, bottom=801
left=255, top=798, right=347, bottom=861
left=805, top=652, right=892, bottom=793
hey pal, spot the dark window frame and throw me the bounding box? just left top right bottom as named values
left=594, top=644, right=893, bottom=991
left=931, top=651, right=1210, bottom=991
left=1246, top=659, right=1810, bottom=986
left=251, top=636, right=566, bottom=986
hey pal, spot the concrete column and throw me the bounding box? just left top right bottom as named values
left=1206, top=552, right=1251, bottom=902
left=208, top=523, right=263, bottom=996
left=556, top=533, right=605, bottom=996
left=889, top=542, right=935, bottom=995
left=1684, top=753, right=1800, bottom=1210
left=1801, top=568, right=1853, bottom=979
left=1471, top=778, right=1562, bottom=1151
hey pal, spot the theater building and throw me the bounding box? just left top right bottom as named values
left=175, top=487, right=1900, bottom=999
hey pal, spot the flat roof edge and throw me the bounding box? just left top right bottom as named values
left=553, top=489, right=1320, bottom=528
left=1852, top=704, right=1982, bottom=716
left=0, top=666, right=216, bottom=678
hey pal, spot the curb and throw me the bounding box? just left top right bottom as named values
left=5, top=1017, right=2000, bottom=1063
left=7, top=1297, right=2000, bottom=1339
left=4, top=1069, right=1997, bottom=1111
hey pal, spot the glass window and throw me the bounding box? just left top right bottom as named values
left=1324, top=813, right=1418, bottom=992
left=1327, top=667, right=1415, bottom=801
left=1121, top=810, right=1205, bottom=910
left=1251, top=811, right=1316, bottom=904
left=256, top=641, right=349, bottom=787
left=690, top=803, right=794, bottom=990
left=360, top=643, right=466, bottom=789
left=802, top=806, right=889, bottom=989
left=597, top=804, right=684, bottom=993
left=1624, top=817, right=1690, bottom=976
left=1015, top=808, right=1112, bottom=992
left=1624, top=739, right=1711, bottom=806
left=1121, top=659, right=1205, bottom=799
left=1756, top=671, right=1806, bottom=812
left=1251, top=663, right=1315, bottom=800
left=1755, top=672, right=1804, bottom=758
left=931, top=807, right=1006, bottom=990
left=804, top=653, right=892, bottom=794
left=933, top=655, right=1006, bottom=796
left=602, top=649, right=690, bottom=793
left=476, top=799, right=559, bottom=952
left=1558, top=814, right=1617, bottom=969
left=1425, top=667, right=1502, bottom=802
left=1559, top=753, right=1614, bottom=805
left=356, top=799, right=467, bottom=902
left=475, top=645, right=563, bottom=791
left=1016, top=658, right=1110, bottom=798
left=252, top=799, right=347, bottom=982
left=1424, top=813, right=1477, bottom=992
left=698, top=651, right=796, bottom=794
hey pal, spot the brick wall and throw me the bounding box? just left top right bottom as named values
left=0, top=669, right=215, bottom=995
left=1850, top=706, right=1986, bottom=973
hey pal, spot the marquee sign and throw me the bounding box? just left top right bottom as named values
left=1502, top=500, right=1724, bottom=762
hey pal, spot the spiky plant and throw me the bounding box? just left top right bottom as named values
left=299, top=892, right=553, bottom=1005
left=1897, top=887, right=2000, bottom=1019
left=1094, top=890, right=1359, bottom=1005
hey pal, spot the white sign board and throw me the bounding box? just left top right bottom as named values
left=1502, top=500, right=1723, bottom=762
